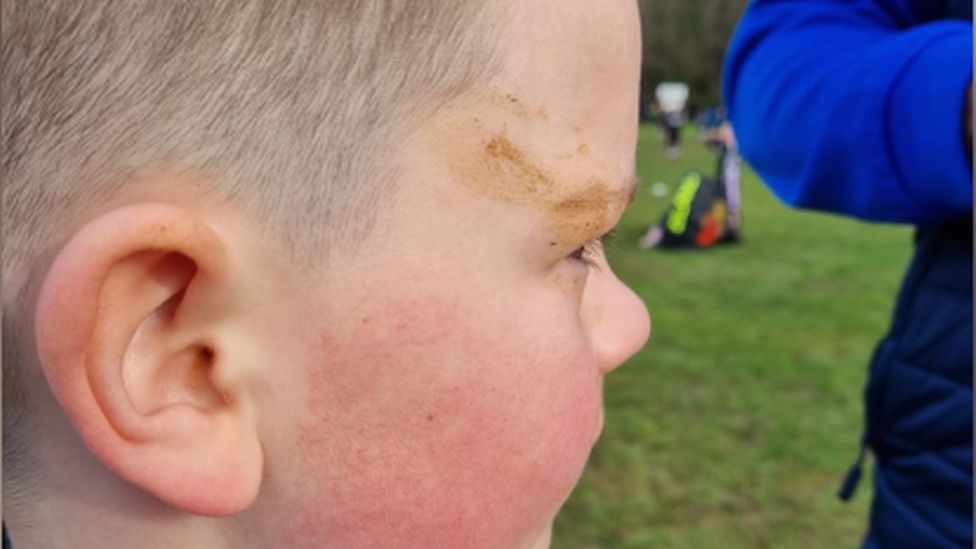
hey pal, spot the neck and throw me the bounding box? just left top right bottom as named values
left=5, top=462, right=232, bottom=549
left=4, top=416, right=235, bottom=549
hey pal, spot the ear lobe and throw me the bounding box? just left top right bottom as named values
left=35, top=203, right=263, bottom=516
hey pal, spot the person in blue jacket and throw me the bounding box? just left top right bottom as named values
left=724, top=1, right=972, bottom=548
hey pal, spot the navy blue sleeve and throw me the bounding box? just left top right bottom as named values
left=723, top=0, right=973, bottom=224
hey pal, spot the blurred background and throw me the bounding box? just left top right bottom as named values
left=552, top=1, right=914, bottom=547
left=637, top=0, right=746, bottom=114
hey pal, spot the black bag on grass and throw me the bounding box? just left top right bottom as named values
left=646, top=171, right=734, bottom=249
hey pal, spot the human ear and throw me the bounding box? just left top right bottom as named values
left=34, top=203, right=263, bottom=516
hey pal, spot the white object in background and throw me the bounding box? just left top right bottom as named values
left=651, top=182, right=669, bottom=197
left=655, top=82, right=689, bottom=113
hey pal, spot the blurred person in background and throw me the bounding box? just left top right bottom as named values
left=724, top=1, right=972, bottom=548
left=655, top=81, right=689, bottom=161
left=699, top=107, right=741, bottom=241
left=638, top=106, right=740, bottom=250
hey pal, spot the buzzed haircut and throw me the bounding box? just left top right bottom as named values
left=2, top=0, right=504, bottom=498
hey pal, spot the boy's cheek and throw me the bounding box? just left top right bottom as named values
left=283, top=294, right=602, bottom=548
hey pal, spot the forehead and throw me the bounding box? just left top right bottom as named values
left=394, top=1, right=640, bottom=247
left=419, top=98, right=635, bottom=245
left=413, top=0, right=641, bottom=242
left=500, top=0, right=641, bottom=128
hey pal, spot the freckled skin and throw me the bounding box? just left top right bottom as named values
left=287, top=287, right=602, bottom=549
left=489, top=91, right=550, bottom=122
left=261, top=3, right=647, bottom=547
left=270, top=88, right=642, bottom=548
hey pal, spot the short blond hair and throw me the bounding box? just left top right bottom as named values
left=2, top=0, right=503, bottom=495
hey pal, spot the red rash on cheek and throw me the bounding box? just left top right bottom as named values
left=285, top=294, right=603, bottom=549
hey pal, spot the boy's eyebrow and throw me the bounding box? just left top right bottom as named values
left=545, top=175, right=639, bottom=242
left=555, top=175, right=638, bottom=210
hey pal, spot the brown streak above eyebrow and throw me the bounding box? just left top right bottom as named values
left=544, top=178, right=636, bottom=244
left=545, top=183, right=609, bottom=241
left=484, top=135, right=554, bottom=194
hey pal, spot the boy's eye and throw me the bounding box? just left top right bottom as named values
left=568, top=244, right=594, bottom=264
left=567, top=230, right=616, bottom=267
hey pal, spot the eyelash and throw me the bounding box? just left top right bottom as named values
left=568, top=229, right=616, bottom=267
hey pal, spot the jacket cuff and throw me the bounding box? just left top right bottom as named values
left=887, top=23, right=973, bottom=221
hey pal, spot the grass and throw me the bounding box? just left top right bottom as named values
left=551, top=125, right=914, bottom=548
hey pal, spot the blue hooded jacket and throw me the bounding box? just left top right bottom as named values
left=724, top=1, right=972, bottom=547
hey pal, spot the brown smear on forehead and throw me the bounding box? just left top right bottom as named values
left=484, top=135, right=553, bottom=194
left=431, top=93, right=620, bottom=246
left=479, top=134, right=610, bottom=244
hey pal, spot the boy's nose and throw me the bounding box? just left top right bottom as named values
left=583, top=271, right=651, bottom=374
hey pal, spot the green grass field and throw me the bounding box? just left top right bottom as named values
left=551, top=125, right=914, bottom=548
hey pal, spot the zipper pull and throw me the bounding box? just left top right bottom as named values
left=838, top=437, right=867, bottom=502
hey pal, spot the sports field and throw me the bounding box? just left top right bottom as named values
left=551, top=124, right=914, bottom=548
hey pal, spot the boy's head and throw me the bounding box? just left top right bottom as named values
left=2, top=1, right=650, bottom=548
